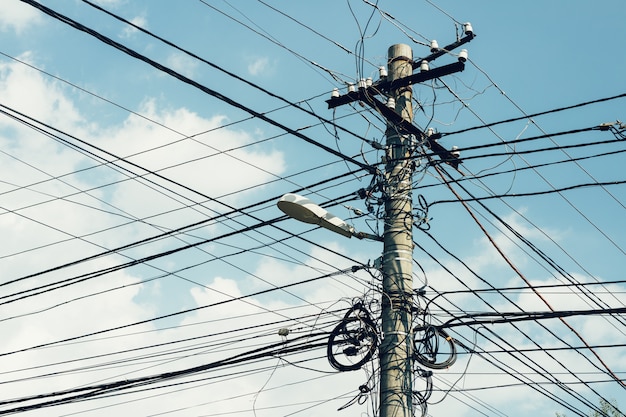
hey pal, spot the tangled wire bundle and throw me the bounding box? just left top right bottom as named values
left=327, top=303, right=379, bottom=371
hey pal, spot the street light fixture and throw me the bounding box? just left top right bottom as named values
left=277, top=193, right=381, bottom=241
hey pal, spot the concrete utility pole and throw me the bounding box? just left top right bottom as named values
left=323, top=32, right=470, bottom=417
left=379, top=43, right=415, bottom=417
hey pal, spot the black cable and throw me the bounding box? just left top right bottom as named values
left=425, top=279, right=626, bottom=302
left=20, top=0, right=375, bottom=175
left=326, top=303, right=379, bottom=371
left=0, top=49, right=368, bottom=204
left=440, top=92, right=626, bottom=137
left=0, top=105, right=366, bottom=268
left=452, top=125, right=607, bottom=153
left=414, top=219, right=621, bottom=411
left=0, top=333, right=330, bottom=414
left=79, top=0, right=381, bottom=165
left=7, top=4, right=381, bottom=308
left=420, top=291, right=594, bottom=417
left=0, top=309, right=343, bottom=385
left=255, top=0, right=352, bottom=54
left=415, top=147, right=626, bottom=193
left=431, top=179, right=626, bottom=205
left=456, top=133, right=624, bottom=164
left=464, top=342, right=626, bottom=355
left=433, top=163, right=626, bottom=395
left=0, top=267, right=354, bottom=359
left=434, top=306, right=626, bottom=330
left=0, top=102, right=370, bottom=299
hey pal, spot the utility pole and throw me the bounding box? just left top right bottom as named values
left=379, top=43, right=415, bottom=417
left=324, top=29, right=473, bottom=417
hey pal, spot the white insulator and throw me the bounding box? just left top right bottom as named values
left=451, top=145, right=460, bottom=158
left=430, top=39, right=439, bottom=53
left=386, top=97, right=395, bottom=109
left=379, top=66, right=388, bottom=78
left=458, top=49, right=468, bottom=62
left=420, top=60, right=429, bottom=72
left=366, top=77, right=373, bottom=87
left=463, top=22, right=474, bottom=35
left=358, top=78, right=367, bottom=89
left=331, top=88, right=339, bottom=98
left=426, top=127, right=435, bottom=137
left=348, top=83, right=356, bottom=92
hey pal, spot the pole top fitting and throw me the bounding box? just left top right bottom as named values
left=387, top=43, right=413, bottom=63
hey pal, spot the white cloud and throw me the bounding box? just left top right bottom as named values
left=89, top=98, right=285, bottom=232
left=165, top=52, right=199, bottom=78
left=0, top=0, right=43, bottom=34
left=120, top=15, right=148, bottom=38
left=247, top=56, right=273, bottom=77
left=0, top=51, right=307, bottom=417
left=0, top=56, right=287, bottom=300
left=0, top=52, right=86, bottom=134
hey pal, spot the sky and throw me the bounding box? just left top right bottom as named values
left=1, top=1, right=625, bottom=416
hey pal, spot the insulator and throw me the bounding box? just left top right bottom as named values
left=331, top=88, right=339, bottom=98
left=458, top=49, right=468, bottom=62
left=463, top=22, right=474, bottom=35
left=420, top=60, right=429, bottom=72
left=430, top=40, right=439, bottom=53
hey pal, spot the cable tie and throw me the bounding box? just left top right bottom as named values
left=385, top=331, right=410, bottom=336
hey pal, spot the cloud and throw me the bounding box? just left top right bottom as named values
left=165, top=52, right=199, bottom=78
left=89, top=98, right=285, bottom=233
left=247, top=56, right=273, bottom=77
left=120, top=15, right=148, bottom=39
left=0, top=51, right=312, bottom=416
left=0, top=0, right=43, bottom=34
left=0, top=55, right=287, bottom=307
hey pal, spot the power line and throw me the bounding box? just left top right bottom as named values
left=20, top=0, right=376, bottom=176
left=0, top=267, right=355, bottom=359
left=434, top=306, right=626, bottom=330
left=452, top=124, right=614, bottom=153
left=0, top=333, right=330, bottom=414
left=430, top=179, right=626, bottom=205
left=440, top=92, right=626, bottom=137
left=0, top=103, right=371, bottom=302
left=432, top=163, right=626, bottom=393
left=80, top=0, right=382, bottom=160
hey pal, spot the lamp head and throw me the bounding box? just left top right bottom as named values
left=277, top=193, right=355, bottom=238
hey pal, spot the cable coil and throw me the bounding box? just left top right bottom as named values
left=413, top=326, right=457, bottom=370
left=327, top=303, right=379, bottom=371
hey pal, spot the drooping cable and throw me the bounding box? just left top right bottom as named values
left=440, top=91, right=626, bottom=137
left=433, top=164, right=626, bottom=390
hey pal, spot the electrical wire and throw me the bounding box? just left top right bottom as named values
left=7, top=3, right=626, bottom=416
left=0, top=103, right=375, bottom=306
left=20, top=0, right=376, bottom=175
left=432, top=164, right=626, bottom=393
left=439, top=91, right=626, bottom=137
left=79, top=0, right=384, bottom=153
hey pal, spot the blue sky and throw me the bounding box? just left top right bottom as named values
left=1, top=1, right=625, bottom=416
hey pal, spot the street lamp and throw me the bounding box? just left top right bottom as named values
left=277, top=193, right=381, bottom=241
